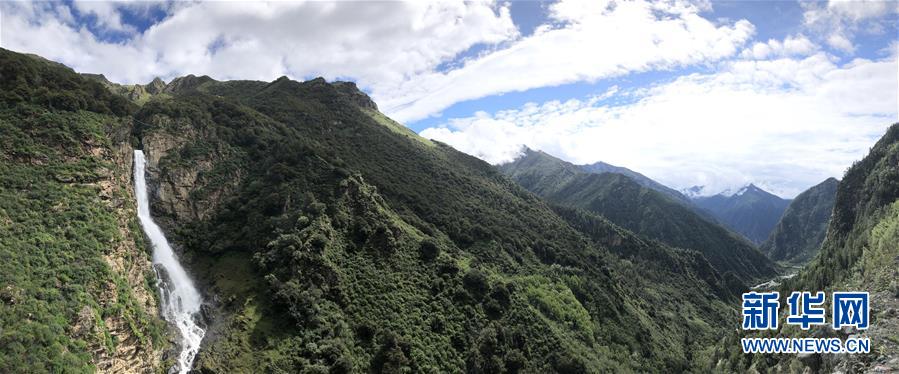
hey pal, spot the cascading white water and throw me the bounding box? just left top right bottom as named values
left=133, top=150, right=205, bottom=374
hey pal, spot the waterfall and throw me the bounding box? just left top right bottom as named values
left=133, top=150, right=205, bottom=374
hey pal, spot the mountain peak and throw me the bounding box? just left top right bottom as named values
left=164, top=74, right=215, bottom=93
left=692, top=182, right=791, bottom=244
left=503, top=146, right=548, bottom=164
left=332, top=80, right=378, bottom=110
left=82, top=73, right=111, bottom=85
left=732, top=183, right=786, bottom=199
left=734, top=184, right=761, bottom=196
left=681, top=185, right=707, bottom=199
left=522, top=146, right=550, bottom=158
left=146, top=77, right=166, bottom=95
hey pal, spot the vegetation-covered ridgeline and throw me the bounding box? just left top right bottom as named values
left=794, top=124, right=899, bottom=292
left=761, top=177, right=839, bottom=266
left=713, top=123, right=899, bottom=373
left=13, top=46, right=890, bottom=374
left=579, top=159, right=693, bottom=207
left=498, top=149, right=777, bottom=284
left=0, top=49, right=166, bottom=372
left=125, top=67, right=745, bottom=371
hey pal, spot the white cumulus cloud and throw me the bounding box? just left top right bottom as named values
left=0, top=0, right=755, bottom=123
left=0, top=1, right=518, bottom=87
left=802, top=0, right=899, bottom=54
left=380, top=0, right=756, bottom=122
left=421, top=50, right=898, bottom=198
left=740, top=34, right=817, bottom=60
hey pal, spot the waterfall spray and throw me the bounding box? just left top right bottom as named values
left=134, top=150, right=205, bottom=374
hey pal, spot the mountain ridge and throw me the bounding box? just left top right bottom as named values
left=716, top=124, right=899, bottom=373
left=761, top=177, right=839, bottom=265
left=3, top=46, right=895, bottom=374
left=497, top=148, right=777, bottom=283
left=577, top=158, right=692, bottom=205
left=114, top=52, right=744, bottom=372
left=682, top=183, right=793, bottom=200
left=692, top=183, right=791, bottom=245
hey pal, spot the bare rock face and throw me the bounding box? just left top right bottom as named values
left=146, top=77, right=166, bottom=95
left=141, top=117, right=190, bottom=169
left=141, top=115, right=201, bottom=225
left=142, top=117, right=208, bottom=224
left=333, top=80, right=378, bottom=110
left=124, top=85, right=150, bottom=102
left=142, top=119, right=192, bottom=220
left=140, top=114, right=240, bottom=227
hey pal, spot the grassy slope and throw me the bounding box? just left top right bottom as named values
left=130, top=76, right=740, bottom=373
left=498, top=149, right=777, bottom=284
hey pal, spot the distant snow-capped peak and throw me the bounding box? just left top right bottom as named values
left=718, top=187, right=737, bottom=197
left=681, top=185, right=712, bottom=199
left=682, top=184, right=760, bottom=199
left=733, top=184, right=764, bottom=197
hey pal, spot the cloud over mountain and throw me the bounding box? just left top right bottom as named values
left=421, top=49, right=898, bottom=198
left=0, top=0, right=756, bottom=122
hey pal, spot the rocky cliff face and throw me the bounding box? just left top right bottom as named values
left=139, top=114, right=240, bottom=228
left=140, top=115, right=199, bottom=224
left=146, top=78, right=166, bottom=95
left=333, top=80, right=378, bottom=110
left=72, top=123, right=167, bottom=374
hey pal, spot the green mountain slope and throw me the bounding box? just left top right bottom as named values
left=498, top=149, right=777, bottom=283
left=693, top=185, right=790, bottom=245
left=579, top=160, right=692, bottom=206
left=713, top=123, right=899, bottom=373
left=0, top=49, right=166, bottom=372
left=795, top=124, right=899, bottom=292
left=126, top=73, right=744, bottom=372
left=760, top=177, right=838, bottom=265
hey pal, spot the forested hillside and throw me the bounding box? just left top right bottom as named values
left=9, top=46, right=889, bottom=374
left=0, top=49, right=165, bottom=372
left=795, top=125, right=899, bottom=292
left=498, top=149, right=777, bottom=284
left=579, top=159, right=692, bottom=206
left=761, top=177, right=838, bottom=265
left=713, top=123, right=899, bottom=373
left=124, top=66, right=746, bottom=371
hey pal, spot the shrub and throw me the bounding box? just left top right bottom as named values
left=418, top=239, right=440, bottom=261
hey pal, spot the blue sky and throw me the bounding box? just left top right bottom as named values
left=397, top=1, right=892, bottom=128
left=1, top=0, right=896, bottom=197
left=411, top=0, right=892, bottom=132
